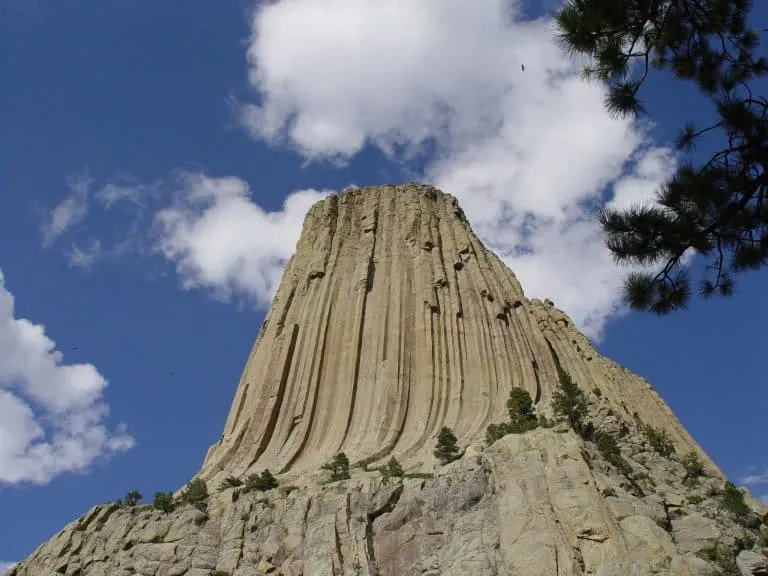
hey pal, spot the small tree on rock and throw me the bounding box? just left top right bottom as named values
left=721, top=481, right=758, bottom=527
left=596, top=433, right=633, bottom=476
left=643, top=425, right=675, bottom=457
left=486, top=422, right=512, bottom=445
left=246, top=469, right=279, bottom=492
left=180, top=478, right=209, bottom=511
left=487, top=387, right=540, bottom=445
left=434, top=426, right=461, bottom=465
left=123, top=490, right=142, bottom=506
left=379, top=457, right=405, bottom=479
left=218, top=475, right=243, bottom=492
left=682, top=452, right=705, bottom=478
left=507, top=387, right=539, bottom=433
left=552, top=367, right=590, bottom=437
left=322, top=453, right=351, bottom=481
left=153, top=491, right=176, bottom=513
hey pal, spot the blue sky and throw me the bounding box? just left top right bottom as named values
left=1, top=0, right=766, bottom=569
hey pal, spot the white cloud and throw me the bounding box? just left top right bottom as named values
left=41, top=173, right=91, bottom=247
left=96, top=183, right=143, bottom=210
left=66, top=238, right=102, bottom=271
left=0, top=269, right=134, bottom=485
left=236, top=0, right=679, bottom=339
left=95, top=179, right=160, bottom=212
left=152, top=173, right=331, bottom=306
left=0, top=562, right=16, bottom=576
left=741, top=468, right=768, bottom=487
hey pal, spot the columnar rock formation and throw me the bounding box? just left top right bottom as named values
left=11, top=184, right=767, bottom=576
left=199, top=183, right=716, bottom=486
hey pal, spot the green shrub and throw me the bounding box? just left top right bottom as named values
left=682, top=452, right=705, bottom=478
left=180, top=478, right=209, bottom=511
left=592, top=387, right=602, bottom=397
left=153, top=491, right=176, bottom=513
left=322, top=453, right=351, bottom=481
left=696, top=544, right=739, bottom=576
left=507, top=387, right=534, bottom=422
left=245, top=469, right=279, bottom=492
left=379, top=457, right=405, bottom=479
left=218, top=475, right=243, bottom=492
left=643, top=425, right=675, bottom=457
left=486, top=422, right=510, bottom=445
left=721, top=482, right=757, bottom=527
left=602, top=487, right=617, bottom=497
left=538, top=415, right=554, bottom=428
left=742, top=533, right=756, bottom=550
left=760, top=527, right=768, bottom=547
left=486, top=388, right=540, bottom=445
left=434, top=427, right=461, bottom=465
left=552, top=367, right=589, bottom=437
left=507, top=388, right=539, bottom=432
left=683, top=476, right=701, bottom=489
left=231, top=489, right=240, bottom=503
left=596, top=433, right=632, bottom=476
left=688, top=494, right=704, bottom=505
left=122, top=490, right=142, bottom=506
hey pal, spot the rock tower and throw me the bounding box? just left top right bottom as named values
left=10, top=184, right=767, bottom=576
left=198, top=183, right=713, bottom=485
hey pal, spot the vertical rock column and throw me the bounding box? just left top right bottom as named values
left=198, top=183, right=718, bottom=484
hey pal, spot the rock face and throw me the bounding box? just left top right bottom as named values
left=197, top=183, right=717, bottom=486
left=11, top=184, right=767, bottom=576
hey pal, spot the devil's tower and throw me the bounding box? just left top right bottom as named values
left=198, top=183, right=711, bottom=485
left=200, top=183, right=564, bottom=482
left=11, top=184, right=767, bottom=576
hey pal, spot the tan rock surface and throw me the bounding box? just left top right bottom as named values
left=11, top=428, right=766, bottom=576
left=198, top=183, right=719, bottom=486
left=11, top=184, right=766, bottom=576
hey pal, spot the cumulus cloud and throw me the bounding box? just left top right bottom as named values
left=0, top=562, right=16, bottom=576
left=236, top=0, right=679, bottom=338
left=0, top=269, right=134, bottom=485
left=152, top=173, right=331, bottom=305
left=41, top=173, right=91, bottom=247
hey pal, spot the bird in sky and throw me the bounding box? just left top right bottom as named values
left=521, top=64, right=525, bottom=71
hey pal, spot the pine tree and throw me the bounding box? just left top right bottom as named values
left=123, top=490, right=142, bottom=506
left=180, top=478, right=209, bottom=511
left=379, top=457, right=405, bottom=479
left=506, top=387, right=539, bottom=433
left=246, top=469, right=279, bottom=492
left=551, top=367, right=590, bottom=436
left=322, top=452, right=351, bottom=481
left=434, top=426, right=461, bottom=465
left=152, top=491, right=176, bottom=513
left=555, top=0, right=768, bottom=314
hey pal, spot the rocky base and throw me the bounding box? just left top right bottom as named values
left=12, top=427, right=768, bottom=576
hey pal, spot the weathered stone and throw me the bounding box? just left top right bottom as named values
left=738, top=550, right=768, bottom=575
left=11, top=184, right=766, bottom=576
left=671, top=512, right=723, bottom=554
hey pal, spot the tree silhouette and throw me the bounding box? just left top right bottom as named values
left=555, top=0, right=768, bottom=313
